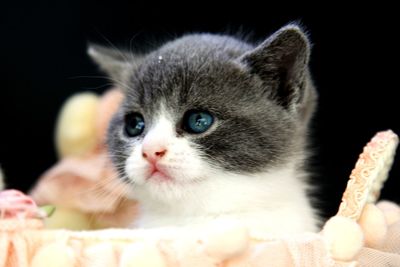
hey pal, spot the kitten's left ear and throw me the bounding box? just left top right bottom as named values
left=240, top=24, right=312, bottom=111
left=88, top=44, right=142, bottom=85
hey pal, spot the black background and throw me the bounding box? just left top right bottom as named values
left=1, top=1, right=399, bottom=220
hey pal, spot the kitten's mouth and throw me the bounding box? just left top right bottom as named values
left=146, top=166, right=173, bottom=183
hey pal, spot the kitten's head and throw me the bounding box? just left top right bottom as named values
left=89, top=25, right=317, bottom=201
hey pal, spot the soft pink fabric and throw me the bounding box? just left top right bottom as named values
left=29, top=153, right=138, bottom=227
left=0, top=190, right=44, bottom=219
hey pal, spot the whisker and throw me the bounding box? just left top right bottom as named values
left=97, top=32, right=132, bottom=64
left=74, top=175, right=119, bottom=197
left=129, top=31, right=144, bottom=55
left=86, top=173, right=134, bottom=228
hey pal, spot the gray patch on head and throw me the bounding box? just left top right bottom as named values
left=92, top=24, right=317, bottom=177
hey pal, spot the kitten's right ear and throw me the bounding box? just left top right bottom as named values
left=240, top=25, right=311, bottom=111
left=88, top=44, right=140, bottom=84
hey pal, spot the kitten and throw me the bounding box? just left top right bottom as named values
left=89, top=24, right=319, bottom=234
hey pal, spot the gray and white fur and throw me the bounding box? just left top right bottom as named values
left=89, top=24, right=319, bottom=234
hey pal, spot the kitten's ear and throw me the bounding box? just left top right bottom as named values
left=241, top=24, right=312, bottom=110
left=88, top=44, right=140, bottom=84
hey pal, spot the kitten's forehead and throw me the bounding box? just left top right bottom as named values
left=123, top=37, right=271, bottom=119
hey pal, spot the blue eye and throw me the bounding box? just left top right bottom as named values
left=183, top=110, right=214, bottom=134
left=124, top=113, right=145, bottom=137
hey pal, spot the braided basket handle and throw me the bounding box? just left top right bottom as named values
left=337, top=130, right=399, bottom=220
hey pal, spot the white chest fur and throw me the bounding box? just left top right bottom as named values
left=131, top=166, right=318, bottom=235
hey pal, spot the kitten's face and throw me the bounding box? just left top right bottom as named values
left=92, top=26, right=316, bottom=201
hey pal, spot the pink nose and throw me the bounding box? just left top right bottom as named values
left=142, top=147, right=167, bottom=163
